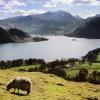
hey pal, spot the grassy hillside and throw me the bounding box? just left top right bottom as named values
left=0, top=70, right=100, bottom=100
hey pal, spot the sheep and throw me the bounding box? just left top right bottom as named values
left=6, top=77, right=32, bottom=95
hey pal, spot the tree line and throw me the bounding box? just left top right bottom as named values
left=0, top=58, right=45, bottom=69
left=0, top=58, right=79, bottom=70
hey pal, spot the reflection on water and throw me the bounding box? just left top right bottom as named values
left=0, top=36, right=100, bottom=62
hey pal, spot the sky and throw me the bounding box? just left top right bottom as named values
left=0, top=0, right=100, bottom=19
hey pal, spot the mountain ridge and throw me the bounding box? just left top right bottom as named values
left=0, top=10, right=83, bottom=35
left=66, top=16, right=100, bottom=39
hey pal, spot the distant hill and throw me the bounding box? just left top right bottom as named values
left=0, top=27, right=31, bottom=43
left=66, top=16, right=100, bottom=39
left=83, top=48, right=100, bottom=62
left=0, top=10, right=83, bottom=35
left=8, top=28, right=30, bottom=38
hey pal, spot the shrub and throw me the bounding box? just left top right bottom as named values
left=66, top=69, right=88, bottom=82
left=66, top=73, right=79, bottom=81
left=48, top=69, right=67, bottom=79
left=28, top=68, right=38, bottom=72
left=78, top=68, right=88, bottom=81
left=38, top=64, right=47, bottom=72
left=18, top=69, right=26, bottom=72
left=88, top=71, right=100, bottom=84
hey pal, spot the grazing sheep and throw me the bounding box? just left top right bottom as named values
left=6, top=77, right=32, bottom=95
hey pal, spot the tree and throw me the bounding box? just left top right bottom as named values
left=0, top=61, right=6, bottom=69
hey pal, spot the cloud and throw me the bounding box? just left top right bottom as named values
left=0, top=0, right=5, bottom=5
left=2, top=8, right=46, bottom=16
left=13, top=9, right=46, bottom=16
left=90, top=0, right=100, bottom=5
left=0, top=0, right=100, bottom=19
left=43, top=0, right=100, bottom=7
left=44, top=0, right=74, bottom=7
left=73, top=0, right=100, bottom=5
left=44, top=1, right=57, bottom=7
left=25, top=9, right=46, bottom=15
left=3, top=0, right=26, bottom=10
left=0, top=0, right=46, bottom=17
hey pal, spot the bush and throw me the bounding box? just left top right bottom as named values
left=78, top=68, right=88, bottom=81
left=66, top=73, right=79, bottom=81
left=66, top=69, right=88, bottom=82
left=28, top=68, right=38, bottom=72
left=88, top=71, right=100, bottom=84
left=18, top=69, right=26, bottom=72
left=48, top=69, right=67, bottom=79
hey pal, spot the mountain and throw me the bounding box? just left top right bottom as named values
left=0, top=10, right=83, bottom=35
left=66, top=16, right=100, bottom=39
left=0, top=27, right=32, bottom=43
left=95, top=14, right=100, bottom=18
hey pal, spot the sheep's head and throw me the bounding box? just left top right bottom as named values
left=6, top=79, right=15, bottom=91
left=7, top=84, right=10, bottom=91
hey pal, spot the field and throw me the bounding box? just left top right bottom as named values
left=0, top=70, right=100, bottom=100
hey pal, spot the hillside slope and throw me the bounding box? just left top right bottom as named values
left=0, top=27, right=32, bottom=43
left=66, top=17, right=100, bottom=39
left=83, top=48, right=100, bottom=62
left=0, top=70, right=100, bottom=100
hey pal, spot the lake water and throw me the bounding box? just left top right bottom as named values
left=0, top=36, right=100, bottom=62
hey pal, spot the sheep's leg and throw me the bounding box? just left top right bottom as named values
left=14, top=88, right=16, bottom=93
left=27, top=89, right=30, bottom=95
left=27, top=90, right=29, bottom=95
left=18, top=88, right=19, bottom=94
left=27, top=91, right=29, bottom=95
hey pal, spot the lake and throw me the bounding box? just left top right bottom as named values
left=0, top=36, right=100, bottom=62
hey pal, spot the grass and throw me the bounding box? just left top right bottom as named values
left=10, top=64, right=40, bottom=71
left=0, top=70, right=100, bottom=100
left=96, top=54, right=100, bottom=61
